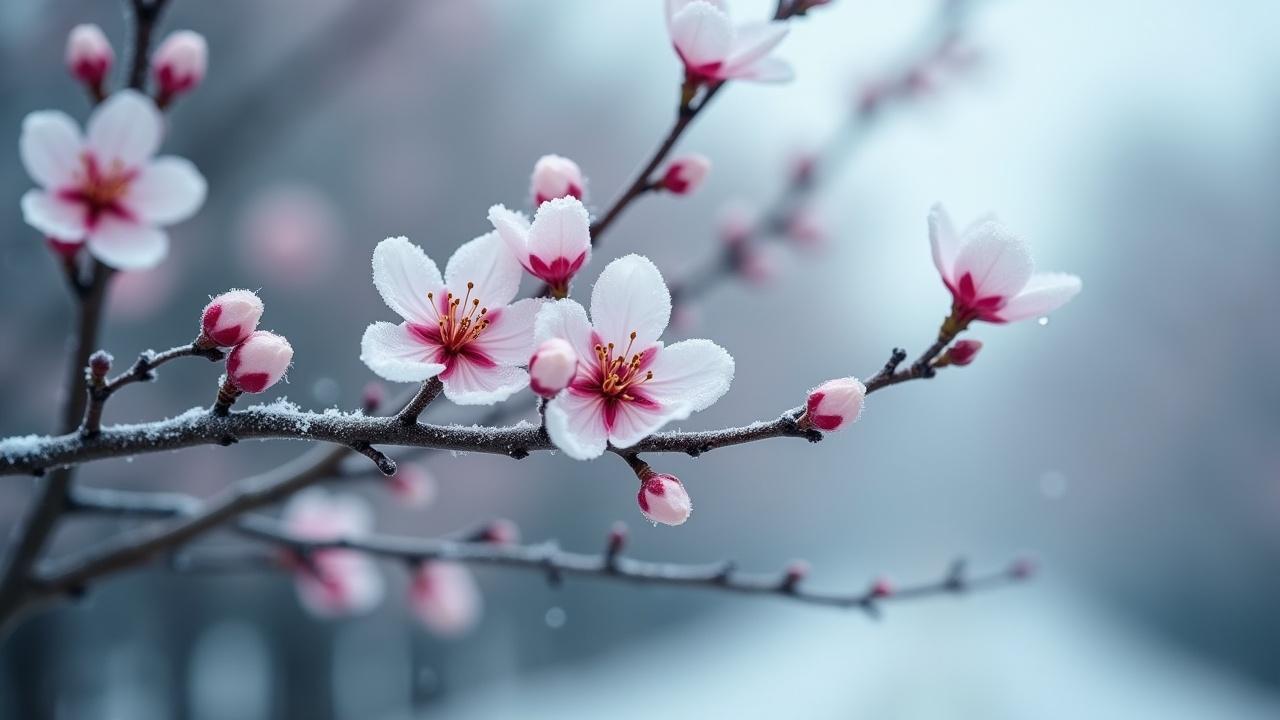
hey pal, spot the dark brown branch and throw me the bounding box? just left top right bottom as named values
left=0, top=341, right=960, bottom=478
left=127, top=0, right=173, bottom=91
left=395, top=378, right=443, bottom=425
left=82, top=342, right=224, bottom=437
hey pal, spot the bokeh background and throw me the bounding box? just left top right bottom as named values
left=2, top=0, right=1280, bottom=717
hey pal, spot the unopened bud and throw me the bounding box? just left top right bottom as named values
left=528, top=338, right=577, bottom=398
left=88, top=350, right=113, bottom=380
left=636, top=471, right=692, bottom=526
left=226, top=331, right=292, bottom=394
left=943, top=339, right=983, bottom=367
left=869, top=577, right=893, bottom=599
left=531, top=154, right=584, bottom=207
left=152, top=30, right=207, bottom=104
left=480, top=518, right=519, bottom=545
left=804, top=377, right=866, bottom=432
left=199, top=289, right=264, bottom=348
left=66, top=24, right=114, bottom=92
left=781, top=560, right=809, bottom=591
left=1009, top=557, right=1037, bottom=580
left=660, top=154, right=711, bottom=195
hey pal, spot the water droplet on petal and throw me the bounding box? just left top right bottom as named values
left=544, top=606, right=567, bottom=629
left=1037, top=316, right=1050, bottom=326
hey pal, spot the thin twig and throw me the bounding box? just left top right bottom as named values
left=82, top=342, right=224, bottom=436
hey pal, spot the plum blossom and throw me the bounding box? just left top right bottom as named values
left=488, top=197, right=591, bottom=295
left=528, top=338, right=578, bottom=398
left=65, top=24, right=113, bottom=90
left=18, top=90, right=206, bottom=269
left=661, top=154, right=711, bottom=195
left=945, top=339, right=983, bottom=366
left=410, top=561, right=482, bottom=637
left=359, top=234, right=542, bottom=405
left=929, top=204, right=1082, bottom=324
left=534, top=255, right=735, bottom=460
left=530, top=154, right=584, bottom=206
left=805, top=377, right=865, bottom=432
left=281, top=489, right=385, bottom=618
left=152, top=30, right=207, bottom=104
left=199, top=289, right=263, bottom=348
left=227, top=331, right=292, bottom=393
left=637, top=472, right=692, bottom=526
left=666, top=0, right=793, bottom=84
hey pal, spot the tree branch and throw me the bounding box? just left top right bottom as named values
left=81, top=342, right=224, bottom=437
left=0, top=342, right=958, bottom=477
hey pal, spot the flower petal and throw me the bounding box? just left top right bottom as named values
left=360, top=321, right=446, bottom=383
left=528, top=196, right=590, bottom=266
left=86, top=89, right=162, bottom=169
left=928, top=203, right=960, bottom=282
left=670, top=1, right=734, bottom=68
left=444, top=231, right=522, bottom=308
left=666, top=0, right=726, bottom=29
left=545, top=389, right=609, bottom=460
left=127, top=156, right=206, bottom=225
left=441, top=362, right=528, bottom=406
left=997, top=272, right=1082, bottom=322
left=487, top=203, right=532, bottom=264
left=723, top=56, right=793, bottom=82
left=534, top=299, right=596, bottom=363
left=951, top=221, right=1034, bottom=301
left=589, top=254, right=672, bottom=349
left=86, top=216, right=168, bottom=269
left=471, top=297, right=543, bottom=366
left=607, top=400, right=673, bottom=450
left=642, top=338, right=735, bottom=419
left=20, top=190, right=86, bottom=241
left=724, top=21, right=788, bottom=73
left=19, top=111, right=83, bottom=188
left=371, top=236, right=445, bottom=324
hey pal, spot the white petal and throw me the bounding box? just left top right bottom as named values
left=997, top=272, right=1082, bottom=322
left=951, top=222, right=1034, bottom=300
left=471, top=298, right=543, bottom=366
left=724, top=21, right=788, bottom=73
left=19, top=111, right=83, bottom=188
left=86, top=216, right=168, bottom=269
left=371, top=236, right=445, bottom=324
left=643, top=339, right=734, bottom=418
left=545, top=390, right=609, bottom=460
left=488, top=204, right=532, bottom=262
left=21, top=190, right=87, bottom=241
left=441, top=363, right=528, bottom=406
left=444, top=231, right=522, bottom=308
left=724, top=56, right=793, bottom=82
left=666, top=0, right=726, bottom=29
left=359, top=321, right=446, bottom=383
left=670, top=1, right=734, bottom=68
left=534, top=299, right=596, bottom=363
left=589, top=255, right=672, bottom=349
left=86, top=89, right=162, bottom=168
left=928, top=203, right=960, bottom=281
left=528, top=196, right=591, bottom=264
left=126, top=156, right=206, bottom=224
left=607, top=401, right=674, bottom=450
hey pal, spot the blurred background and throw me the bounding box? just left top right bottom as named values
left=2, top=0, right=1279, bottom=717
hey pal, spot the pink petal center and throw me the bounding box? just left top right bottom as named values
left=56, top=152, right=137, bottom=230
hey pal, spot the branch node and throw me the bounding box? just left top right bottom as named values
left=349, top=442, right=396, bottom=476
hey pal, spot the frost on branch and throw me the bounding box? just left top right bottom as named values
left=0, top=0, right=1083, bottom=639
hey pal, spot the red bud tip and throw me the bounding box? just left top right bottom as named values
left=870, top=578, right=893, bottom=599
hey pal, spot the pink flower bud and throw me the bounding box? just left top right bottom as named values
left=387, top=462, right=436, bottom=508
left=947, top=339, right=983, bottom=366
left=530, top=154, right=584, bottom=207
left=226, top=331, right=292, bottom=393
left=607, top=521, right=628, bottom=556
left=781, top=559, right=809, bottom=590
left=637, top=473, right=692, bottom=526
left=480, top=518, right=520, bottom=545
left=88, top=350, right=113, bottom=379
left=528, top=338, right=577, bottom=398
left=805, top=377, right=866, bottom=432
left=361, top=381, right=385, bottom=413
left=786, top=206, right=826, bottom=252
left=200, top=289, right=264, bottom=347
left=661, top=154, right=711, bottom=195
left=870, top=577, right=893, bottom=598
left=410, top=561, right=482, bottom=637
left=152, top=30, right=207, bottom=101
left=66, top=24, right=114, bottom=89
left=1009, top=557, right=1037, bottom=580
